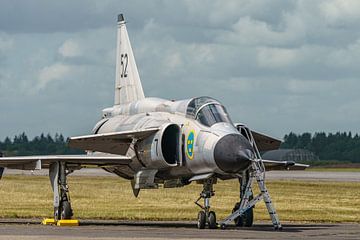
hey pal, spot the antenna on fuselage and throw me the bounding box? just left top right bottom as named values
left=114, top=14, right=145, bottom=106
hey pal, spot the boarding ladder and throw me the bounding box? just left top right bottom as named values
left=219, top=125, right=282, bottom=230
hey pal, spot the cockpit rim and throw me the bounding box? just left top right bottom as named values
left=186, top=96, right=233, bottom=127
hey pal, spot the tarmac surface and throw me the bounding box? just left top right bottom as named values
left=0, top=219, right=359, bottom=240
left=4, top=168, right=360, bottom=182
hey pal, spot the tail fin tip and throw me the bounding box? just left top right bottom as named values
left=118, top=14, right=124, bottom=22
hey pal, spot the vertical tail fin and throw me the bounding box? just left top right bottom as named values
left=114, top=14, right=145, bottom=105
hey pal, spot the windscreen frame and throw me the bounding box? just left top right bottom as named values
left=194, top=103, right=233, bottom=127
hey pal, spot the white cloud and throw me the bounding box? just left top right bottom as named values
left=326, top=38, right=360, bottom=69
left=257, top=47, right=298, bottom=68
left=58, top=39, right=82, bottom=58
left=163, top=52, right=182, bottom=72
left=189, top=44, right=215, bottom=64
left=183, top=0, right=244, bottom=25
left=218, top=14, right=306, bottom=47
left=286, top=79, right=334, bottom=94
left=216, top=77, right=261, bottom=93
left=320, top=0, right=360, bottom=25
left=37, top=63, right=71, bottom=89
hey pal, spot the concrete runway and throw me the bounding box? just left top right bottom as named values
left=0, top=219, right=360, bottom=240
left=0, top=219, right=359, bottom=240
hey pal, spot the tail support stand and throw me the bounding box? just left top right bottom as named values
left=219, top=160, right=282, bottom=230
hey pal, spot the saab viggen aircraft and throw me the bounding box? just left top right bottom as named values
left=0, top=14, right=308, bottom=230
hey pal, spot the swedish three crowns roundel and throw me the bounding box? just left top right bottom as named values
left=186, top=130, right=195, bottom=160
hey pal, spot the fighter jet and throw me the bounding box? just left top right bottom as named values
left=0, top=14, right=308, bottom=230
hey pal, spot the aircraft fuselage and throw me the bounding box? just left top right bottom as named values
left=96, top=97, right=253, bottom=182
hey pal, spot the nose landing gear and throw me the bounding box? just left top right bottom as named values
left=195, top=178, right=217, bottom=229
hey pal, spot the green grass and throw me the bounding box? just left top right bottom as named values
left=0, top=175, right=359, bottom=223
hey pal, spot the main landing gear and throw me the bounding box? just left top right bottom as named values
left=49, top=162, right=73, bottom=220
left=194, top=178, right=217, bottom=229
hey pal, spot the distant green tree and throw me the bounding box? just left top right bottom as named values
left=281, top=132, right=298, bottom=149
left=296, top=133, right=312, bottom=149
left=280, top=131, right=359, bottom=163
left=0, top=133, right=83, bottom=156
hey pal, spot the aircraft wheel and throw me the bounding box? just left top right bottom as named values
left=234, top=208, right=253, bottom=227
left=233, top=203, right=253, bottom=227
left=197, top=211, right=206, bottom=229
left=60, top=201, right=73, bottom=219
left=208, top=211, right=217, bottom=229
left=232, top=202, right=242, bottom=226
left=242, top=208, right=253, bottom=227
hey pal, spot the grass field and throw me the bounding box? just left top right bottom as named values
left=0, top=175, right=359, bottom=223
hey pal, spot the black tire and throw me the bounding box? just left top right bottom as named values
left=233, top=203, right=253, bottom=227
left=197, top=211, right=206, bottom=229
left=232, top=202, right=243, bottom=226
left=208, top=211, right=217, bottom=229
left=60, top=201, right=73, bottom=219
left=242, top=208, right=253, bottom=227
left=234, top=215, right=243, bottom=227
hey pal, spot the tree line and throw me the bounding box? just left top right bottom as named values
left=281, top=132, right=360, bottom=163
left=0, top=132, right=83, bottom=156
left=0, top=132, right=359, bottom=163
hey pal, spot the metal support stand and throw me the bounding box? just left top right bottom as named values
left=220, top=160, right=282, bottom=230
left=49, top=162, right=73, bottom=220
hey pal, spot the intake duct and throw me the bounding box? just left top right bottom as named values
left=136, top=123, right=180, bottom=169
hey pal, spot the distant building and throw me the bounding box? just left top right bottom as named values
left=262, top=149, right=319, bottom=162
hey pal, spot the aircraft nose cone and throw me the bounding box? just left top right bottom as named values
left=214, top=134, right=253, bottom=173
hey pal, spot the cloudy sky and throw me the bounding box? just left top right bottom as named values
left=1, top=0, right=360, bottom=140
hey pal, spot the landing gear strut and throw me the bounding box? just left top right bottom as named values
left=194, top=178, right=217, bottom=229
left=49, top=162, right=73, bottom=220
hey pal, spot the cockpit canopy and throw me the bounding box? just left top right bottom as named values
left=186, top=97, right=232, bottom=127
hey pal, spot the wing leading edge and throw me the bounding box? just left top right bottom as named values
left=68, top=127, right=159, bottom=155
left=0, top=154, right=132, bottom=170
left=0, top=128, right=159, bottom=172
